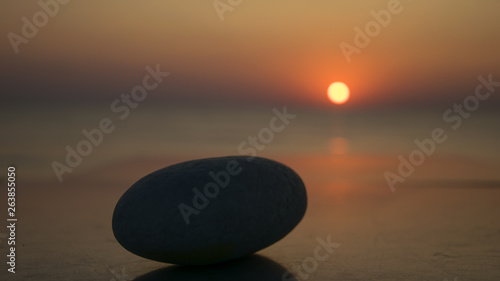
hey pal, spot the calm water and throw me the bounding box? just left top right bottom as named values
left=1, top=102, right=500, bottom=281
left=1, top=102, right=499, bottom=183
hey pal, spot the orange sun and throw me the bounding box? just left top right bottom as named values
left=327, top=82, right=350, bottom=105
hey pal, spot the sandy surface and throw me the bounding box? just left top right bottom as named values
left=2, top=154, right=499, bottom=280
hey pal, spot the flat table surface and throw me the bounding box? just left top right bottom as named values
left=3, top=155, right=500, bottom=281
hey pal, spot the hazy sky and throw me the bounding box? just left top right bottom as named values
left=1, top=0, right=499, bottom=107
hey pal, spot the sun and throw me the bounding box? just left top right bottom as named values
left=327, top=82, right=350, bottom=105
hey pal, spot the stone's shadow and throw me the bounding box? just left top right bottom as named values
left=133, top=254, right=297, bottom=281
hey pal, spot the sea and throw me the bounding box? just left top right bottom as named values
left=0, top=101, right=499, bottom=185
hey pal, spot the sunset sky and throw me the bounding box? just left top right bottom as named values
left=1, top=0, right=499, bottom=108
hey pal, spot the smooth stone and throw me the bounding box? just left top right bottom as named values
left=112, top=156, right=307, bottom=265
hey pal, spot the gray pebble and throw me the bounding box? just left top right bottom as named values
left=112, top=156, right=307, bottom=265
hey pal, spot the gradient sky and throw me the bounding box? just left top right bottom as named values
left=1, top=0, right=499, bottom=108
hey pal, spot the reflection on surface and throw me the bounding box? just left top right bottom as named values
left=133, top=255, right=297, bottom=281
left=329, top=137, right=350, bottom=155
